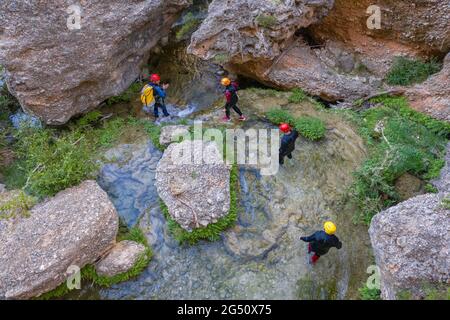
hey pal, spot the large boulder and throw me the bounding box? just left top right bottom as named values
left=155, top=140, right=230, bottom=231
left=369, top=193, right=450, bottom=300
left=95, top=240, right=147, bottom=278
left=188, top=0, right=449, bottom=102
left=0, top=180, right=118, bottom=299
left=0, top=0, right=191, bottom=125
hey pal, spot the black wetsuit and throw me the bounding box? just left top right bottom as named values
left=300, top=231, right=342, bottom=256
left=279, top=130, right=299, bottom=164
left=224, top=84, right=243, bottom=118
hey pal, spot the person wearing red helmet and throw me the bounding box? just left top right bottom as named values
left=279, top=123, right=299, bottom=165
left=149, top=73, right=170, bottom=119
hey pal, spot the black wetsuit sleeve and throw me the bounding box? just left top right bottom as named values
left=333, top=236, right=342, bottom=249
left=300, top=232, right=318, bottom=243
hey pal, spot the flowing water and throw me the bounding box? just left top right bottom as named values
left=67, top=87, right=373, bottom=300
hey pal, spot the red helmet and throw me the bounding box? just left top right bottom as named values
left=279, top=123, right=291, bottom=133
left=150, top=74, right=161, bottom=82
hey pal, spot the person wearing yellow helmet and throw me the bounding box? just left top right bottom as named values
left=221, top=77, right=246, bottom=122
left=300, top=221, right=342, bottom=265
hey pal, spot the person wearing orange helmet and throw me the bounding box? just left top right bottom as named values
left=220, top=77, right=246, bottom=122
left=300, top=221, right=342, bottom=265
left=279, top=123, right=299, bottom=165
left=149, top=73, right=170, bottom=119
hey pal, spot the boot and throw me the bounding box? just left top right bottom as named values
left=310, top=254, right=320, bottom=265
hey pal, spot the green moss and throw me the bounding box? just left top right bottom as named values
left=176, top=12, right=201, bottom=40
left=293, top=116, right=326, bottom=141
left=265, top=108, right=326, bottom=141
left=424, top=184, right=438, bottom=193
left=385, top=57, right=441, bottom=86
left=0, top=190, right=37, bottom=220
left=161, top=164, right=239, bottom=245
left=35, top=281, right=71, bottom=300
left=441, top=198, right=450, bottom=210
left=265, top=108, right=295, bottom=125
left=288, top=88, right=307, bottom=103
left=255, top=14, right=277, bottom=28
left=358, top=284, right=381, bottom=300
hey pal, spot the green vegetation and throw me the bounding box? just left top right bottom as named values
left=0, top=84, right=20, bottom=121
left=255, top=13, right=277, bottom=28
left=424, top=184, right=438, bottom=193
left=359, top=284, right=381, bottom=300
left=265, top=108, right=326, bottom=141
left=293, top=116, right=326, bottom=141
left=346, top=96, right=449, bottom=225
left=0, top=190, right=36, bottom=220
left=1, top=109, right=166, bottom=198
left=385, top=57, right=441, bottom=86
left=442, top=198, right=450, bottom=210
left=105, top=82, right=143, bottom=106
left=176, top=12, right=201, bottom=40
left=288, top=88, right=307, bottom=103
left=161, top=164, right=239, bottom=245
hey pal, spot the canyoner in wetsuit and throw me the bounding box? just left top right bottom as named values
left=300, top=221, right=342, bottom=265
left=147, top=73, right=170, bottom=118
left=221, top=77, right=246, bottom=122
left=279, top=123, right=299, bottom=165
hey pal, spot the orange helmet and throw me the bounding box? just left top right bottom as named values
left=150, top=74, right=161, bottom=82
left=221, top=77, right=231, bottom=86
left=279, top=123, right=291, bottom=133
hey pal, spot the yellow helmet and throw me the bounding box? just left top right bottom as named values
left=221, top=77, right=231, bottom=86
left=324, top=221, right=336, bottom=235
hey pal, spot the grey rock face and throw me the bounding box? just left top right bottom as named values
left=369, top=193, right=450, bottom=300
left=95, top=240, right=147, bottom=278
left=406, top=53, right=450, bottom=122
left=0, top=180, right=118, bottom=299
left=155, top=140, right=230, bottom=231
left=159, top=125, right=190, bottom=146
left=0, top=0, right=191, bottom=125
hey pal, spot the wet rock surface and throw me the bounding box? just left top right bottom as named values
left=0, top=180, right=118, bottom=299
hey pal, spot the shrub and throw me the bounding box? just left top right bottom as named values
left=161, top=164, right=239, bottom=245
left=12, top=128, right=97, bottom=198
left=385, top=57, right=441, bottom=86
left=293, top=116, right=326, bottom=141
left=348, top=96, right=448, bottom=225
left=359, top=284, right=381, bottom=300
left=176, top=12, right=200, bottom=40
left=288, top=88, right=307, bottom=103
left=265, top=108, right=295, bottom=125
